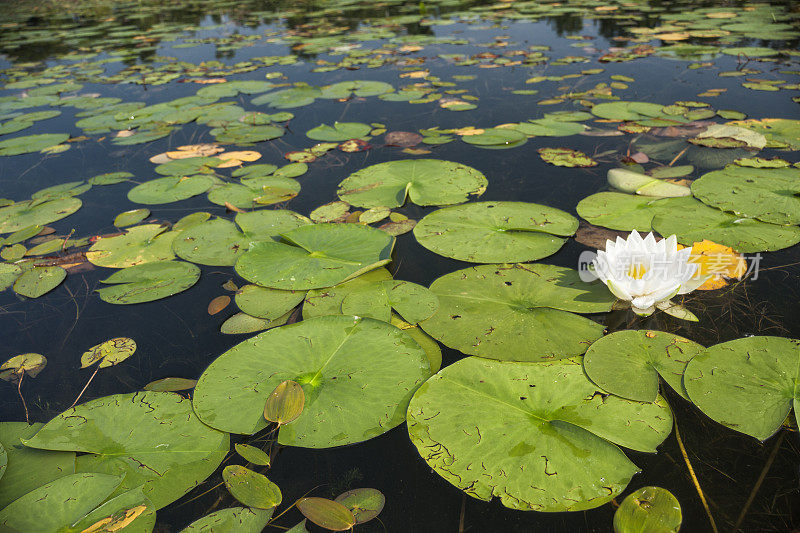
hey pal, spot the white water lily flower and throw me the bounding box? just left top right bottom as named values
left=592, top=231, right=707, bottom=317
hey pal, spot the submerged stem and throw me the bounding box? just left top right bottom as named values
left=733, top=431, right=785, bottom=533
left=17, top=371, right=29, bottom=424
left=69, top=365, right=100, bottom=409
left=674, top=421, right=718, bottom=533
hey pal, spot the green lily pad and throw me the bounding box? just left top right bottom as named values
left=181, top=507, right=273, bottom=532
left=223, top=465, right=282, bottom=509
left=691, top=165, right=800, bottom=225
left=319, top=80, right=394, bottom=98
left=460, top=128, right=527, bottom=147
left=419, top=263, right=615, bottom=362
left=721, top=46, right=779, bottom=58
left=128, top=175, right=216, bottom=205
left=607, top=168, right=691, bottom=197
left=234, top=223, right=394, bottom=290
left=334, top=488, right=385, bottom=525
left=413, top=201, right=577, bottom=263
left=613, top=486, right=682, bottom=533
left=207, top=177, right=300, bottom=209
left=23, top=391, right=229, bottom=509
left=310, top=201, right=350, bottom=223
left=235, top=284, right=305, bottom=319
left=173, top=210, right=310, bottom=267
left=576, top=192, right=682, bottom=232
left=96, top=261, right=200, bottom=305
left=510, top=119, right=587, bottom=136
left=87, top=224, right=176, bottom=268
left=337, top=159, right=488, bottom=209
left=297, top=498, right=355, bottom=531
left=252, top=86, right=322, bottom=108
left=81, top=337, right=137, bottom=368
left=234, top=443, right=271, bottom=466
left=114, top=208, right=150, bottom=227
left=0, top=422, right=76, bottom=509
left=211, top=124, right=284, bottom=144
left=196, top=80, right=275, bottom=98
left=583, top=330, right=704, bottom=402
left=88, top=172, right=134, bottom=186
left=0, top=473, right=126, bottom=532
left=590, top=101, right=680, bottom=124
left=0, top=263, right=23, bottom=291
left=651, top=197, right=800, bottom=253
left=193, top=315, right=431, bottom=444
left=306, top=122, right=372, bottom=141
left=340, top=280, right=438, bottom=324
left=13, top=266, right=66, bottom=298
left=303, top=268, right=394, bottom=319
left=538, top=147, right=597, bottom=167
left=220, top=311, right=291, bottom=335
left=729, top=118, right=800, bottom=150
left=407, top=357, right=673, bottom=512
left=0, top=197, right=82, bottom=234
left=0, top=133, right=70, bottom=155
left=684, top=336, right=800, bottom=440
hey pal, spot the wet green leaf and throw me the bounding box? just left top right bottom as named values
left=222, top=465, right=282, bottom=509
left=264, top=380, right=305, bottom=425
left=128, top=176, right=216, bottom=205
left=235, top=284, right=305, bottom=319
left=87, top=224, right=176, bottom=268
left=181, top=507, right=273, bottom=533
left=296, top=497, right=356, bottom=531
left=334, top=488, right=385, bottom=525
left=306, top=122, right=371, bottom=141
left=96, top=261, right=200, bottom=304
left=234, top=443, right=271, bottom=467
left=80, top=338, right=137, bottom=369
left=13, top=266, right=66, bottom=298
left=613, top=486, right=682, bottom=533
left=114, top=209, right=150, bottom=228
left=0, top=353, right=47, bottom=381
left=0, top=197, right=82, bottom=234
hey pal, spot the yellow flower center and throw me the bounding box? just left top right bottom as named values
left=628, top=263, right=648, bottom=280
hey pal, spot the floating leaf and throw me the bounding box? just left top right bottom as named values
left=128, top=176, right=216, bottom=205
left=337, top=159, right=487, bottom=209
left=96, top=261, right=200, bottom=305
left=420, top=263, right=614, bottom=362
left=23, top=391, right=229, bottom=509
left=114, top=209, right=150, bottom=228
left=264, top=380, right=305, bottom=425
left=651, top=197, right=800, bottom=253
left=576, top=192, right=680, bottom=232
left=220, top=311, right=290, bottom=335
left=0, top=353, right=47, bottom=381
left=0, top=133, right=70, bottom=156
left=0, top=422, right=75, bottom=509
left=691, top=165, right=800, bottom=225
left=583, top=330, right=703, bottom=402
left=234, top=444, right=271, bottom=467
left=234, top=284, right=305, bottom=320
left=81, top=338, right=136, bottom=369
left=407, top=357, right=673, bottom=512
left=341, top=280, right=438, bottom=324
left=303, top=268, right=393, bottom=319
left=460, top=127, right=527, bottom=148
left=234, top=224, right=394, bottom=290
left=613, top=486, right=682, bottom=533
left=13, top=266, right=66, bottom=298
left=87, top=224, right=176, bottom=268
left=296, top=498, right=356, bottom=531
left=0, top=197, right=82, bottom=234
left=310, top=201, right=349, bottom=223
left=193, top=315, right=431, bottom=444
left=222, top=465, right=282, bottom=510
left=414, top=201, right=577, bottom=263
left=207, top=295, right=231, bottom=315
left=306, top=122, right=371, bottom=142
left=173, top=210, right=310, bottom=267
left=143, top=378, right=197, bottom=392
left=607, top=168, right=690, bottom=197
left=538, top=147, right=597, bottom=167
left=684, top=336, right=800, bottom=440
left=181, top=507, right=273, bottom=533
left=334, top=488, right=385, bottom=525
left=0, top=263, right=23, bottom=291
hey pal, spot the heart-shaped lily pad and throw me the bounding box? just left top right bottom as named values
left=306, top=122, right=371, bottom=141
left=235, top=284, right=306, bottom=319
left=193, top=315, right=431, bottom=445
left=181, top=507, right=273, bottom=532
left=127, top=175, right=216, bottom=205
left=23, top=391, right=229, bottom=509
left=651, top=197, right=800, bottom=253
left=336, top=159, right=487, bottom=209
left=173, top=210, right=310, bottom=266
left=684, top=336, right=800, bottom=440
left=12, top=266, right=66, bottom=298
left=407, top=357, right=673, bottom=512
left=419, top=263, right=615, bottom=361
left=303, top=268, right=394, bottom=319
left=0, top=197, right=82, bottom=234
left=576, top=192, right=683, bottom=232
left=0, top=133, right=70, bottom=155
left=613, top=486, right=682, bottom=533
left=340, top=280, right=438, bottom=324
left=413, top=201, right=577, bottom=263
left=235, top=223, right=394, bottom=290
left=96, top=261, right=200, bottom=304
left=691, top=165, right=800, bottom=225
left=583, top=330, right=704, bottom=402
left=87, top=224, right=177, bottom=268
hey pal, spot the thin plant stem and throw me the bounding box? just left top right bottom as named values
left=675, top=421, right=718, bottom=533
left=733, top=431, right=785, bottom=533
left=69, top=365, right=100, bottom=409
left=17, top=371, right=29, bottom=424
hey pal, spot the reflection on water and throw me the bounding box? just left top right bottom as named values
left=1, top=0, right=799, bottom=531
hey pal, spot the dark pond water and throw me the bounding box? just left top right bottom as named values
left=1, top=0, right=799, bottom=531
